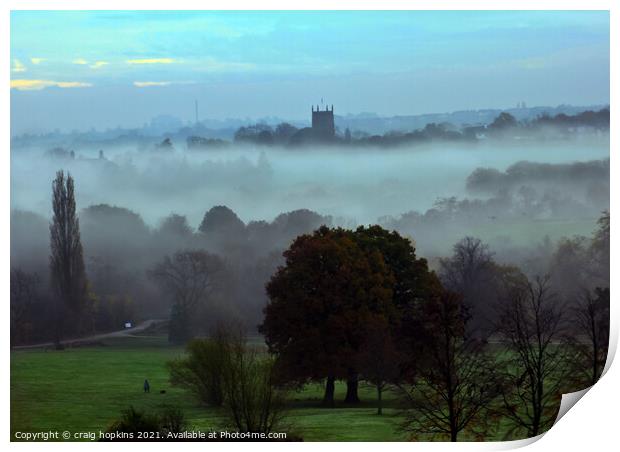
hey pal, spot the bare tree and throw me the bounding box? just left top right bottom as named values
left=149, top=250, right=224, bottom=343
left=439, top=237, right=494, bottom=291
left=49, top=170, right=89, bottom=347
left=439, top=237, right=502, bottom=334
left=570, top=287, right=609, bottom=387
left=399, top=292, right=501, bottom=441
left=496, top=276, right=572, bottom=438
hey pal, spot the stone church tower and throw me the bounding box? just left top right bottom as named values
left=311, top=104, right=335, bottom=139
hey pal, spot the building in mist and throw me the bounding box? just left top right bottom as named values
left=312, top=105, right=335, bottom=139
left=288, top=104, right=337, bottom=145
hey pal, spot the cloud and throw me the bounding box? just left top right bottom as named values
left=133, top=81, right=172, bottom=87
left=73, top=58, right=88, bottom=65
left=90, top=61, right=109, bottom=69
left=30, top=58, right=46, bottom=65
left=11, top=79, right=93, bottom=91
left=55, top=81, right=93, bottom=88
left=12, top=59, right=26, bottom=73
left=126, top=58, right=175, bottom=65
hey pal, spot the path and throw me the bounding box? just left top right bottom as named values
left=11, top=319, right=166, bottom=350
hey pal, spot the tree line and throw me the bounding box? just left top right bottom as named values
left=161, top=218, right=608, bottom=441
left=179, top=108, right=610, bottom=150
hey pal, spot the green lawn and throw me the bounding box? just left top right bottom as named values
left=10, top=335, right=560, bottom=442
left=11, top=335, right=404, bottom=441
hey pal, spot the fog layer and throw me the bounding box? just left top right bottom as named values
left=11, top=139, right=609, bottom=233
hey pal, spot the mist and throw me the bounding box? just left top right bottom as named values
left=10, top=132, right=610, bottom=335
left=11, top=138, right=608, bottom=227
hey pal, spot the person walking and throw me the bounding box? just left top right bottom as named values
left=143, top=379, right=150, bottom=393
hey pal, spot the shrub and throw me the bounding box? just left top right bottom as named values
left=167, top=327, right=233, bottom=406
left=106, top=406, right=161, bottom=435
left=158, top=404, right=187, bottom=434
left=168, top=322, right=290, bottom=434
left=105, top=405, right=187, bottom=440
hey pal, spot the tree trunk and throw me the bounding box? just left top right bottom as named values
left=344, top=370, right=360, bottom=404
left=377, top=385, right=383, bottom=415
left=323, top=376, right=335, bottom=407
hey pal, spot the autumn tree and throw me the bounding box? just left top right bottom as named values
left=399, top=292, right=501, bottom=441
left=351, top=226, right=442, bottom=380
left=149, top=250, right=224, bottom=343
left=49, top=170, right=89, bottom=348
left=260, top=226, right=394, bottom=407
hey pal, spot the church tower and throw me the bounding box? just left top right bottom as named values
left=311, top=104, right=335, bottom=139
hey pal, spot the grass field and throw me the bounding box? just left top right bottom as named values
left=11, top=335, right=406, bottom=441
left=10, top=334, right=559, bottom=442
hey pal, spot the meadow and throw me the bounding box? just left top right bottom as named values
left=10, top=333, right=559, bottom=442
left=10, top=335, right=404, bottom=442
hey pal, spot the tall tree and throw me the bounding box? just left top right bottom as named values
left=49, top=170, right=89, bottom=348
left=260, top=226, right=394, bottom=407
left=351, top=225, right=442, bottom=391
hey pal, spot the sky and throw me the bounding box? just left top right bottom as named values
left=10, top=10, right=610, bottom=134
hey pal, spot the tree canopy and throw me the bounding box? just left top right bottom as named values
left=260, top=225, right=443, bottom=404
